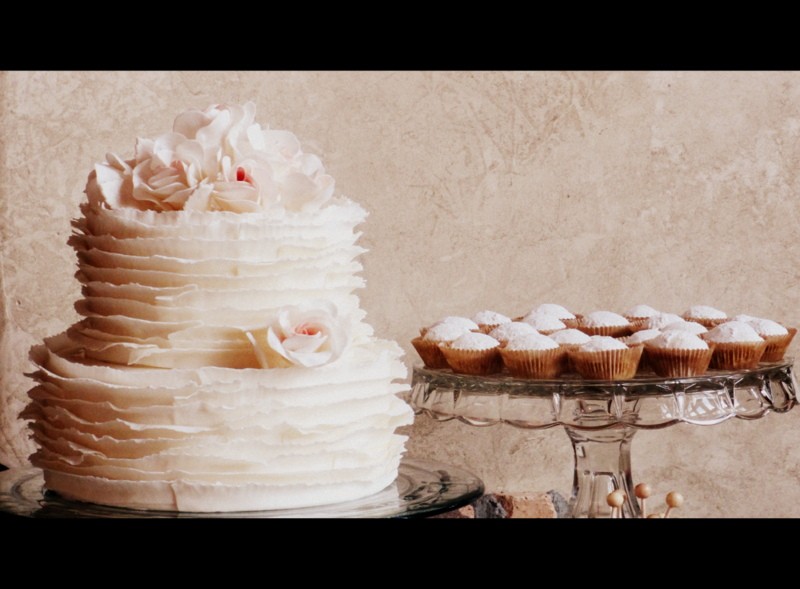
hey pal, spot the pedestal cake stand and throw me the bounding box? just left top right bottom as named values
left=0, top=457, right=483, bottom=518
left=410, top=360, right=797, bottom=518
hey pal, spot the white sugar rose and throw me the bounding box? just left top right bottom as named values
left=85, top=102, right=335, bottom=213
left=244, top=304, right=349, bottom=368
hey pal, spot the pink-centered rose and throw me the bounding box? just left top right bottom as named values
left=244, top=305, right=349, bottom=368
left=85, top=102, right=335, bottom=213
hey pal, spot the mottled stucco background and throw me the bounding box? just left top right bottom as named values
left=2, top=71, right=799, bottom=517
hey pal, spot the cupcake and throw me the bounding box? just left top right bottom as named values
left=411, top=320, right=471, bottom=369
left=440, top=332, right=502, bottom=375
left=644, top=331, right=714, bottom=378
left=568, top=336, right=643, bottom=380
left=520, top=311, right=567, bottom=335
left=532, top=304, right=579, bottom=328
left=730, top=314, right=757, bottom=323
left=549, top=329, right=591, bottom=372
left=662, top=321, right=707, bottom=335
left=634, top=312, right=686, bottom=332
left=683, top=305, right=728, bottom=329
left=623, top=304, right=660, bottom=326
left=471, top=310, right=512, bottom=334
left=619, top=328, right=661, bottom=345
left=488, top=321, right=538, bottom=345
left=743, top=318, right=796, bottom=362
left=577, top=311, right=632, bottom=337
left=419, top=316, right=479, bottom=337
left=703, top=321, right=766, bottom=370
left=618, top=328, right=661, bottom=373
left=499, top=333, right=565, bottom=379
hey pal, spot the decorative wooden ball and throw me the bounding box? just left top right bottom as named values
left=634, top=483, right=652, bottom=499
left=666, top=491, right=684, bottom=508
left=607, top=490, right=625, bottom=508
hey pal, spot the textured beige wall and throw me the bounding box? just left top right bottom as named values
left=2, top=71, right=800, bottom=517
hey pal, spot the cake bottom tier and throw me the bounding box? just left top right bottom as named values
left=25, top=333, right=414, bottom=512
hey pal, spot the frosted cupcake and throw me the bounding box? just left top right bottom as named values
left=568, top=336, right=643, bottom=380
left=471, top=310, right=512, bottom=334
left=577, top=311, right=632, bottom=338
left=521, top=311, right=567, bottom=335
left=488, top=321, right=538, bottom=345
left=634, top=312, right=686, bottom=332
left=440, top=332, right=502, bottom=375
left=412, top=320, right=472, bottom=369
left=644, top=331, right=714, bottom=378
left=662, top=321, right=707, bottom=335
left=703, top=321, right=766, bottom=370
left=619, top=328, right=661, bottom=345
left=623, top=304, right=660, bottom=326
left=730, top=314, right=757, bottom=323
left=499, top=332, right=565, bottom=379
left=743, top=318, right=796, bottom=362
left=618, top=328, right=661, bottom=373
left=531, top=304, right=579, bottom=328
left=549, top=329, right=591, bottom=372
left=419, top=316, right=479, bottom=337
left=683, top=305, right=728, bottom=329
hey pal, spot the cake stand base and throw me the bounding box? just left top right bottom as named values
left=566, top=425, right=639, bottom=518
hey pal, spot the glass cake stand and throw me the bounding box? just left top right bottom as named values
left=0, top=457, right=483, bottom=518
left=410, top=360, right=797, bottom=518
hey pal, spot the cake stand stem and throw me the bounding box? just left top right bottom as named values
left=564, top=425, right=640, bottom=518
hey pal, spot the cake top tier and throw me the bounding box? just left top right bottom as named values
left=86, top=102, right=335, bottom=214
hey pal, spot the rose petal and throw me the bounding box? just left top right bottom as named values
left=173, top=109, right=210, bottom=138
left=243, top=331, right=268, bottom=368
left=282, top=332, right=327, bottom=354
left=183, top=183, right=214, bottom=211
left=285, top=349, right=332, bottom=367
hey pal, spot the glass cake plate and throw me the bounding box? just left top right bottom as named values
left=0, top=457, right=483, bottom=518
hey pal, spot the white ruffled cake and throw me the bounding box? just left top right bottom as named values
left=23, top=103, right=414, bottom=512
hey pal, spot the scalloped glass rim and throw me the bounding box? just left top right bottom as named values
left=409, top=359, right=797, bottom=430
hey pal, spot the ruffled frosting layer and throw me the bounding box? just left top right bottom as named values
left=68, top=198, right=371, bottom=369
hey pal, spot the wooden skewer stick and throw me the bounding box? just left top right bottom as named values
left=607, top=489, right=626, bottom=519
left=635, top=483, right=652, bottom=518
left=664, top=491, right=684, bottom=518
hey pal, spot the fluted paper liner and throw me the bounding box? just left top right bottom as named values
left=705, top=339, right=767, bottom=370
left=761, top=327, right=797, bottom=362
left=411, top=336, right=449, bottom=369
left=556, top=343, right=583, bottom=373
left=643, top=344, right=714, bottom=377
left=568, top=344, right=643, bottom=380
left=499, top=347, right=566, bottom=379
left=440, top=345, right=502, bottom=375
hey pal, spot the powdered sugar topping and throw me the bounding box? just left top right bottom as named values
left=549, top=329, right=591, bottom=345
left=450, top=332, right=500, bottom=351
left=705, top=321, right=764, bottom=343
left=648, top=330, right=708, bottom=350
left=580, top=336, right=628, bottom=352
left=582, top=311, right=629, bottom=327
left=505, top=332, right=559, bottom=351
